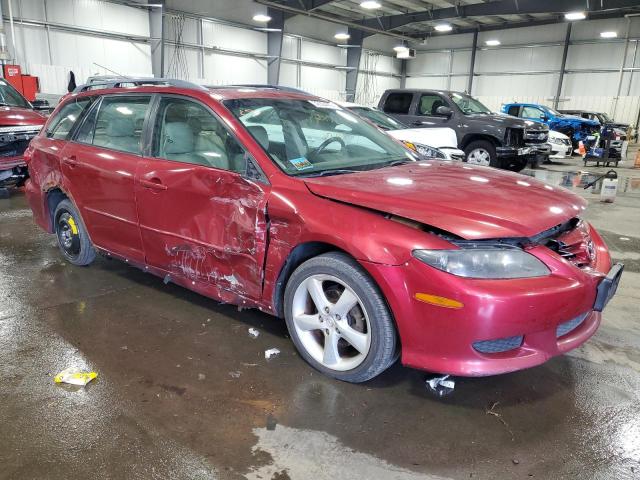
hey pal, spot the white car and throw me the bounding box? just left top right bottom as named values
left=338, top=102, right=466, bottom=161
left=547, top=130, right=573, bottom=159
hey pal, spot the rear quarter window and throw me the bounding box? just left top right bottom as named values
left=382, top=92, right=413, bottom=115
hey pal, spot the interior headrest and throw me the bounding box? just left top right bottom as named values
left=248, top=125, right=269, bottom=150
left=106, top=116, right=135, bottom=137
left=164, top=122, right=194, bottom=154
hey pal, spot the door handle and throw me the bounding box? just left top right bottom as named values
left=63, top=156, right=78, bottom=168
left=140, top=177, right=168, bottom=191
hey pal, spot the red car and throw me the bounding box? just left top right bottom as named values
left=0, top=79, right=47, bottom=194
left=24, top=80, right=623, bottom=382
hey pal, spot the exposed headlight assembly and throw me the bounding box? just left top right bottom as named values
left=413, top=246, right=550, bottom=279
left=401, top=140, right=446, bottom=159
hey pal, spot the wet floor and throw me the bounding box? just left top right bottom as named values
left=1, top=159, right=639, bottom=479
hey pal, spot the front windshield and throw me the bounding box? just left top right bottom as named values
left=0, top=80, right=31, bottom=108
left=543, top=106, right=562, bottom=116
left=225, top=98, right=417, bottom=176
left=599, top=112, right=611, bottom=122
left=448, top=92, right=491, bottom=115
left=348, top=106, right=408, bottom=130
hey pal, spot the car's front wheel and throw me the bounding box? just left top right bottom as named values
left=464, top=140, right=497, bottom=167
left=284, top=252, right=397, bottom=383
left=54, top=199, right=96, bottom=266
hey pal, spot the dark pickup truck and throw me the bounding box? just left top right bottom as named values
left=378, top=89, right=549, bottom=171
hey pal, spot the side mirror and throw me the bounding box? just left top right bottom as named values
left=436, top=105, right=453, bottom=117
left=541, top=115, right=548, bottom=122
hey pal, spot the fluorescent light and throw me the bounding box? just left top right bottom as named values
left=254, top=27, right=282, bottom=32
left=252, top=14, right=271, bottom=22
left=485, top=39, right=500, bottom=46
left=393, top=45, right=409, bottom=52
left=334, top=32, right=350, bottom=40
left=434, top=24, right=452, bottom=32
left=601, top=31, right=617, bottom=38
left=565, top=11, right=586, bottom=20
left=360, top=0, right=381, bottom=9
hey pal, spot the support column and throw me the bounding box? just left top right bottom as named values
left=267, top=8, right=286, bottom=85
left=613, top=18, right=631, bottom=118
left=345, top=29, right=364, bottom=102
left=467, top=30, right=477, bottom=94
left=148, top=0, right=165, bottom=78
left=400, top=59, right=407, bottom=89
left=554, top=23, right=572, bottom=109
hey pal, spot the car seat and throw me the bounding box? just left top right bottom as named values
left=162, top=122, right=229, bottom=169
left=103, top=116, right=140, bottom=153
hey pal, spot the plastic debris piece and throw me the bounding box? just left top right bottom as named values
left=229, top=371, right=241, bottom=378
left=425, top=374, right=455, bottom=397
left=198, top=373, right=206, bottom=381
left=265, top=348, right=280, bottom=360
left=163, top=274, right=171, bottom=285
left=54, top=367, right=98, bottom=386
left=248, top=328, right=260, bottom=338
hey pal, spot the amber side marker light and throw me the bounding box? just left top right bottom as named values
left=414, top=293, right=464, bottom=309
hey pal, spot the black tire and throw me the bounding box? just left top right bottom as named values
left=54, top=199, right=96, bottom=266
left=503, top=158, right=528, bottom=172
left=464, top=140, right=498, bottom=168
left=283, top=252, right=397, bottom=383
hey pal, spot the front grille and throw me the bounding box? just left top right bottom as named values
left=562, top=138, right=571, bottom=145
left=0, top=139, right=30, bottom=158
left=556, top=312, right=589, bottom=338
left=524, top=129, right=549, bottom=143
left=473, top=335, right=523, bottom=353
left=505, top=127, right=524, bottom=147
left=0, top=126, right=40, bottom=159
left=542, top=219, right=594, bottom=269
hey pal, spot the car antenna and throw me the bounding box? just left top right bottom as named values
left=91, top=62, right=131, bottom=79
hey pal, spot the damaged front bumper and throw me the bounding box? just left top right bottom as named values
left=361, top=222, right=618, bottom=377
left=0, top=125, right=41, bottom=189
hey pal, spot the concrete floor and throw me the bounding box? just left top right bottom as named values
left=1, top=155, right=639, bottom=480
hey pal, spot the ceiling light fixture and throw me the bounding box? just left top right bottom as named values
left=434, top=24, right=452, bottom=32
left=393, top=44, right=409, bottom=52
left=485, top=39, right=500, bottom=46
left=565, top=11, right=586, bottom=20
left=252, top=14, right=271, bottom=22
left=601, top=31, right=617, bottom=38
left=360, top=0, right=381, bottom=9
left=335, top=32, right=351, bottom=40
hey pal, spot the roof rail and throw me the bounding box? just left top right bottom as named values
left=208, top=84, right=310, bottom=94
left=73, top=77, right=207, bottom=93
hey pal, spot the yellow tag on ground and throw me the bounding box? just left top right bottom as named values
left=54, top=368, right=97, bottom=386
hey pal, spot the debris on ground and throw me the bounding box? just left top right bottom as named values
left=425, top=374, right=455, bottom=397
left=266, top=414, right=277, bottom=431
left=198, top=373, right=206, bottom=381
left=54, top=367, right=98, bottom=386
left=265, top=348, right=280, bottom=360
left=248, top=327, right=260, bottom=338
left=486, top=401, right=515, bottom=441
left=228, top=371, right=241, bottom=378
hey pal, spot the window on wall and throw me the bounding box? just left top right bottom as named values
left=88, top=96, right=151, bottom=154
left=46, top=98, right=92, bottom=140
left=152, top=96, right=246, bottom=173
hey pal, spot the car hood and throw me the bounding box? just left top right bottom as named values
left=556, top=114, right=600, bottom=126
left=477, top=113, right=548, bottom=131
left=304, top=162, right=586, bottom=240
left=549, top=130, right=570, bottom=140
left=0, top=106, right=47, bottom=127
left=387, top=127, right=458, bottom=149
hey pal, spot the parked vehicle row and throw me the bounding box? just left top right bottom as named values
left=23, top=80, right=622, bottom=383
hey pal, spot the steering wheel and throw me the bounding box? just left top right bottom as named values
left=307, top=136, right=346, bottom=160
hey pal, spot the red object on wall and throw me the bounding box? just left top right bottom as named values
left=21, top=75, right=39, bottom=102
left=2, top=64, right=24, bottom=93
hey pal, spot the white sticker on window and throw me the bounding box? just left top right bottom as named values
left=289, top=157, right=313, bottom=170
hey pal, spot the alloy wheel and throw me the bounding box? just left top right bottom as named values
left=467, top=148, right=491, bottom=166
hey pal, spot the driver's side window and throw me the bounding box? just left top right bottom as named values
left=522, top=106, right=545, bottom=120
left=152, top=97, right=246, bottom=174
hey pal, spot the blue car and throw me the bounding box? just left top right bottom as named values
left=502, top=103, right=599, bottom=146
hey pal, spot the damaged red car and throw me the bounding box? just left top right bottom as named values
left=24, top=80, right=623, bottom=382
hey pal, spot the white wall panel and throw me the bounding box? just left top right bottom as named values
left=165, top=16, right=199, bottom=45
left=405, top=76, right=447, bottom=90
left=476, top=46, right=562, bottom=72
left=300, top=41, right=345, bottom=66
left=46, top=0, right=148, bottom=36
left=203, top=21, right=267, bottom=54
left=478, top=24, right=566, bottom=45
left=203, top=54, right=267, bottom=85
left=281, top=36, right=298, bottom=60
left=407, top=52, right=450, bottom=75
left=300, top=66, right=344, bottom=101
left=355, top=74, right=399, bottom=106
left=6, top=0, right=46, bottom=20
left=452, top=50, right=470, bottom=73
left=474, top=73, right=557, bottom=98
left=14, top=24, right=50, bottom=65
left=279, top=62, right=298, bottom=88
left=164, top=45, right=200, bottom=81
left=566, top=43, right=624, bottom=70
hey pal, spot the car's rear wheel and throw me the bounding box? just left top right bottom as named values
left=464, top=140, right=497, bottom=167
left=54, top=199, right=96, bottom=266
left=284, top=252, right=397, bottom=383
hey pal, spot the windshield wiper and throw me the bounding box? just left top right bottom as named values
left=301, top=168, right=361, bottom=178
left=384, top=158, right=415, bottom=168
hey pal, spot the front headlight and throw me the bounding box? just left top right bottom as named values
left=549, top=137, right=563, bottom=145
left=401, top=140, right=446, bottom=159
left=413, top=247, right=550, bottom=279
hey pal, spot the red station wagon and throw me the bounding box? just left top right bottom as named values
left=24, top=80, right=623, bottom=382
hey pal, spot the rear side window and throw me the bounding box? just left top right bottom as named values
left=90, top=96, right=151, bottom=154
left=382, top=92, right=413, bottom=114
left=418, top=94, right=446, bottom=116
left=522, top=106, right=545, bottom=120
left=46, top=98, right=91, bottom=140
left=507, top=105, right=520, bottom=116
